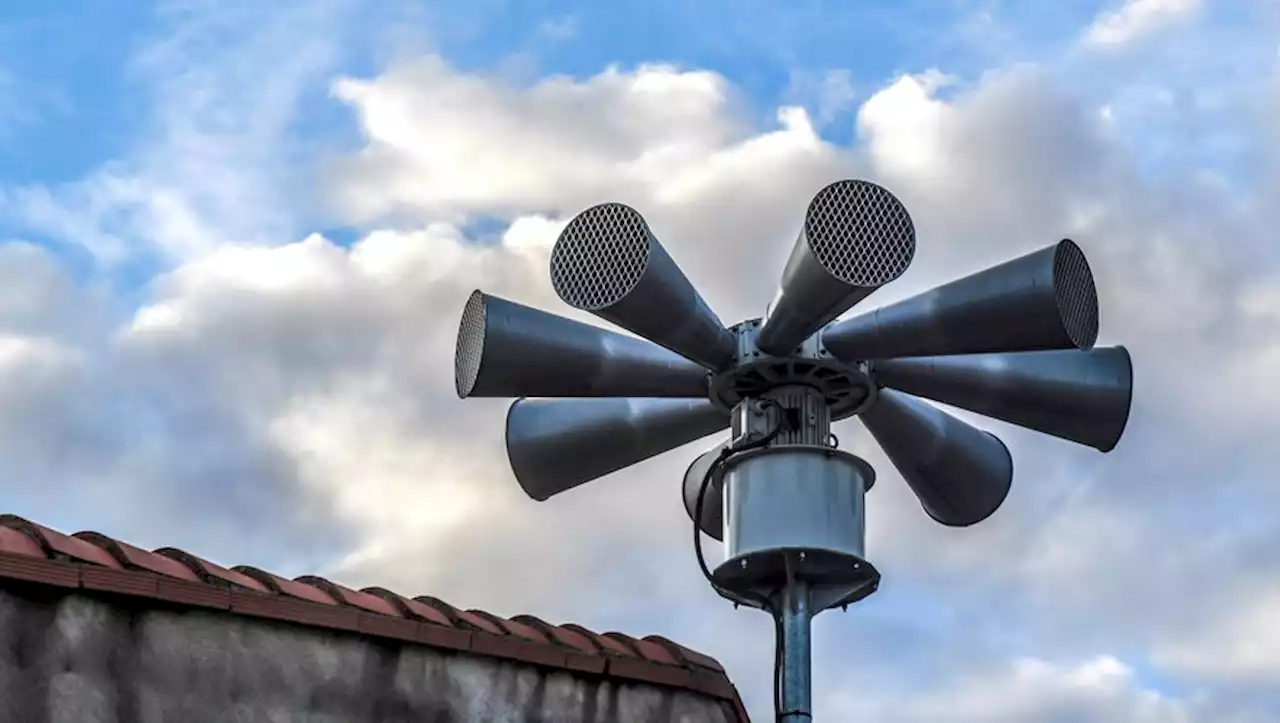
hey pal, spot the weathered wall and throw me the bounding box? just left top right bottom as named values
left=0, top=584, right=733, bottom=723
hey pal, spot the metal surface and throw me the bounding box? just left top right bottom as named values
left=712, top=445, right=877, bottom=610
left=682, top=442, right=730, bottom=540
left=455, top=291, right=712, bottom=399
left=874, top=346, right=1133, bottom=452
left=760, top=385, right=832, bottom=446
left=708, top=318, right=878, bottom=420
left=823, top=240, right=1099, bottom=361
left=505, top=397, right=729, bottom=501
left=551, top=203, right=737, bottom=370
left=775, top=580, right=813, bottom=723
left=757, top=180, right=916, bottom=356
left=860, top=389, right=1014, bottom=527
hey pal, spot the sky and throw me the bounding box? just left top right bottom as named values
left=0, top=0, right=1277, bottom=719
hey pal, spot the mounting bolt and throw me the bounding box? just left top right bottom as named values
left=798, top=551, right=807, bottom=563
left=740, top=559, right=748, bottom=570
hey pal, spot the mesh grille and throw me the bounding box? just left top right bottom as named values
left=1052, top=240, right=1100, bottom=349
left=804, top=180, right=916, bottom=285
left=454, top=290, right=487, bottom=398
left=551, top=203, right=652, bottom=310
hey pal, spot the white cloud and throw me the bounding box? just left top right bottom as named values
left=327, top=57, right=747, bottom=223
left=1155, top=579, right=1280, bottom=682
left=0, top=0, right=397, bottom=264
left=2, top=4, right=1280, bottom=721
left=1085, top=0, right=1203, bottom=47
left=827, top=655, right=1241, bottom=723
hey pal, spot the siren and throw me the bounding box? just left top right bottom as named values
left=452, top=180, right=1134, bottom=723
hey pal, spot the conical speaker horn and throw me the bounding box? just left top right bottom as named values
left=506, top=398, right=729, bottom=501
left=756, top=180, right=916, bottom=355
left=681, top=441, right=731, bottom=540
left=860, top=389, right=1013, bottom=527
left=823, top=240, right=1099, bottom=361
left=551, top=203, right=737, bottom=371
left=873, top=346, right=1133, bottom=452
left=455, top=290, right=711, bottom=399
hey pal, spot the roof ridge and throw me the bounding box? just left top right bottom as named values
left=0, top=513, right=749, bottom=722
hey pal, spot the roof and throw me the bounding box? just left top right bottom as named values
left=0, top=513, right=749, bottom=722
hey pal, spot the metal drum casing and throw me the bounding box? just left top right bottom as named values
left=711, top=444, right=879, bottom=611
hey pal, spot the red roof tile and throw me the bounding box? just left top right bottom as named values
left=153, top=547, right=271, bottom=592
left=361, top=587, right=453, bottom=627
left=0, top=513, right=748, bottom=722
left=0, top=527, right=42, bottom=557
left=0, top=515, right=121, bottom=567
left=295, top=575, right=401, bottom=618
left=73, top=531, right=201, bottom=581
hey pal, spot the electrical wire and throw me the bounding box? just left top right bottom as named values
left=689, top=400, right=788, bottom=721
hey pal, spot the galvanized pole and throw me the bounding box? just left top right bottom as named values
left=776, top=581, right=813, bottom=722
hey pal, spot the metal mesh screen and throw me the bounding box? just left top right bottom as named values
left=454, top=290, right=487, bottom=398
left=804, top=180, right=916, bottom=286
left=1053, top=240, right=1100, bottom=349
left=551, top=203, right=652, bottom=310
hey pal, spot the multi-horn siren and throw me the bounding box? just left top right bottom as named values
left=453, top=178, right=1133, bottom=723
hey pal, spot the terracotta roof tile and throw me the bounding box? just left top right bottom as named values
left=0, top=515, right=748, bottom=722
left=73, top=532, right=201, bottom=582
left=618, top=634, right=682, bottom=667
left=0, top=527, right=43, bottom=557
left=645, top=635, right=727, bottom=672
left=361, top=587, right=454, bottom=627
left=153, top=547, right=271, bottom=592
left=295, top=576, right=401, bottom=618
left=468, top=609, right=550, bottom=644
left=231, top=566, right=338, bottom=606
left=413, top=596, right=506, bottom=635
left=512, top=615, right=597, bottom=654
left=561, top=623, right=642, bottom=658
left=0, top=515, right=121, bottom=568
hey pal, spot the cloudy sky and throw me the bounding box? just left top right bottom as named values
left=1, top=0, right=1278, bottom=719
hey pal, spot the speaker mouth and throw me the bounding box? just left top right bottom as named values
left=805, top=180, right=916, bottom=287
left=551, top=203, right=652, bottom=311
left=454, top=290, right=488, bottom=399
left=1052, top=239, right=1100, bottom=350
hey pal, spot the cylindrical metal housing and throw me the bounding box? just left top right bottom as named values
left=711, top=446, right=878, bottom=610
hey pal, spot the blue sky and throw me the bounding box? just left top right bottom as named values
left=0, top=0, right=1278, bottom=720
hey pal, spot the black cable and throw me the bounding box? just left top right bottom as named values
left=688, top=399, right=788, bottom=720
left=692, top=400, right=782, bottom=599
left=773, top=606, right=784, bottom=721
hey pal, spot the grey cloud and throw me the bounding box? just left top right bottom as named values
left=1, top=12, right=1278, bottom=722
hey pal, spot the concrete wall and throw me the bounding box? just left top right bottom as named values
left=0, top=584, right=734, bottom=723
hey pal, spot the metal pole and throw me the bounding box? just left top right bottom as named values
left=776, top=580, right=813, bottom=722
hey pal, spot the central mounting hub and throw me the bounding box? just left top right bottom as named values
left=708, top=318, right=877, bottom=421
